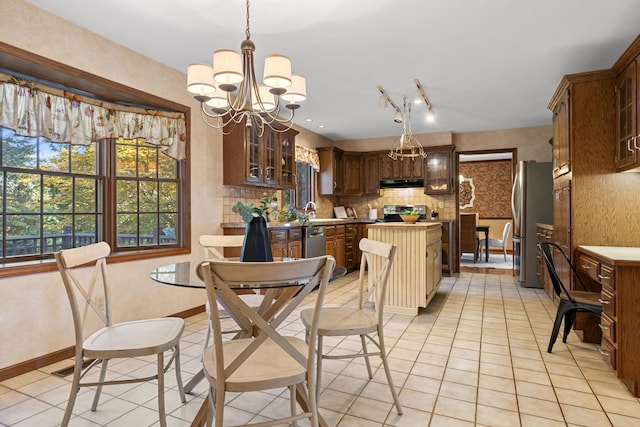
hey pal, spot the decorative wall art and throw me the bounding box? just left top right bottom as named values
left=459, top=176, right=476, bottom=209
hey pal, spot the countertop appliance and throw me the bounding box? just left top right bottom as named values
left=511, top=161, right=553, bottom=287
left=382, top=205, right=428, bottom=222
left=303, top=226, right=326, bottom=258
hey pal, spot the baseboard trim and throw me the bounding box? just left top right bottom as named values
left=0, top=305, right=205, bottom=382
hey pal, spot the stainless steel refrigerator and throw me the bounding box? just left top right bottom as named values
left=511, top=161, right=553, bottom=287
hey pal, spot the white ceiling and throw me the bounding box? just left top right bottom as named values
left=23, top=0, right=640, bottom=142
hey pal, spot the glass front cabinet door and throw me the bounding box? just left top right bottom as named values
left=424, top=145, right=455, bottom=195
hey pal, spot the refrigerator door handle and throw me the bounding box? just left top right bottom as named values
left=511, top=173, right=519, bottom=224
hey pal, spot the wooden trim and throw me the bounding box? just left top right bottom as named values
left=0, top=305, right=205, bottom=381
left=548, top=70, right=616, bottom=110
left=612, top=34, right=640, bottom=75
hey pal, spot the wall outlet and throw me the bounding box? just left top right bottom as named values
left=438, top=201, right=444, bottom=209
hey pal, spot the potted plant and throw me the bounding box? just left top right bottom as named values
left=232, top=194, right=279, bottom=262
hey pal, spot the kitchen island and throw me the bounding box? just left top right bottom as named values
left=367, top=222, right=442, bottom=315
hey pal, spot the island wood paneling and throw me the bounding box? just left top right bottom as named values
left=367, top=223, right=441, bottom=315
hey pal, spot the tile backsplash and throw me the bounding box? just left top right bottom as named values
left=223, top=186, right=456, bottom=223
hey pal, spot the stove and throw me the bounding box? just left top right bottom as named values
left=382, top=204, right=428, bottom=222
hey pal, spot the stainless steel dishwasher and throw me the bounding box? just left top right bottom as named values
left=303, top=226, right=326, bottom=258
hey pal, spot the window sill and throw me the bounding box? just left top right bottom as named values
left=0, top=247, right=190, bottom=279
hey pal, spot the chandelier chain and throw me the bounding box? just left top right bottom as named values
left=245, top=0, right=251, bottom=40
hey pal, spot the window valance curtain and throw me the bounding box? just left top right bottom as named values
left=0, top=74, right=187, bottom=160
left=294, top=145, right=320, bottom=171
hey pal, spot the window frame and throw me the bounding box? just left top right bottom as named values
left=0, top=42, right=191, bottom=278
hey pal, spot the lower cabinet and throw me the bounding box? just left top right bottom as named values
left=427, top=233, right=442, bottom=298
left=270, top=228, right=302, bottom=258
left=345, top=223, right=358, bottom=272
left=576, top=246, right=640, bottom=397
left=536, top=225, right=554, bottom=300
left=325, top=225, right=346, bottom=266
left=441, top=220, right=455, bottom=275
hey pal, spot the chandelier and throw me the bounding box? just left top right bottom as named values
left=186, top=0, right=306, bottom=135
left=377, top=79, right=435, bottom=160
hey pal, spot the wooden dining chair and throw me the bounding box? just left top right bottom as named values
left=198, top=255, right=334, bottom=427
left=199, top=234, right=264, bottom=345
left=300, top=238, right=403, bottom=415
left=459, top=213, right=480, bottom=262
left=55, top=242, right=186, bottom=427
left=539, top=241, right=603, bottom=353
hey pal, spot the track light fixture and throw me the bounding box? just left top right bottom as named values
left=377, top=79, right=436, bottom=124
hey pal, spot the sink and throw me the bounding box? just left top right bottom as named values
left=308, top=218, right=345, bottom=223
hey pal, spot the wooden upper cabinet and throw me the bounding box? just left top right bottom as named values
left=424, top=145, right=454, bottom=195
left=379, top=153, right=423, bottom=180
left=223, top=121, right=298, bottom=189
left=552, top=88, right=571, bottom=178
left=318, top=147, right=344, bottom=195
left=616, top=59, right=640, bottom=172
left=279, top=132, right=296, bottom=189
left=342, top=153, right=362, bottom=196
left=362, top=154, right=380, bottom=195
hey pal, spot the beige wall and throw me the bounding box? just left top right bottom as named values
left=0, top=0, right=222, bottom=370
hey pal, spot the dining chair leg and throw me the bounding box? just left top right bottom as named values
left=214, top=385, right=225, bottom=427
left=174, top=344, right=186, bottom=402
left=547, top=301, right=568, bottom=352
left=562, top=311, right=576, bottom=343
left=157, top=352, right=167, bottom=427
left=360, top=334, right=373, bottom=379
left=62, top=357, right=83, bottom=426
left=91, top=359, right=109, bottom=411
left=378, top=330, right=402, bottom=415
left=503, top=246, right=507, bottom=262
left=315, top=335, right=323, bottom=401
left=289, top=385, right=298, bottom=427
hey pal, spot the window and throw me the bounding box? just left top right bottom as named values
left=295, top=161, right=315, bottom=208
left=0, top=128, right=183, bottom=263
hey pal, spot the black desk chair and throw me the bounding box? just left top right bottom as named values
left=539, top=242, right=603, bottom=353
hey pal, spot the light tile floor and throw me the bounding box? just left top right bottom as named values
left=2, top=271, right=640, bottom=426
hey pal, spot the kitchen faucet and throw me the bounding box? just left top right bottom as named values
left=304, top=201, right=316, bottom=219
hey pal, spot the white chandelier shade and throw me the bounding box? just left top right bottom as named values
left=185, top=0, right=306, bottom=134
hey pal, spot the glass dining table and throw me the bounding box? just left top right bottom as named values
left=149, top=257, right=345, bottom=427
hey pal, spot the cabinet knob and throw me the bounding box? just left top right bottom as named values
left=597, top=274, right=610, bottom=280
left=598, top=298, right=611, bottom=305
left=581, top=264, right=591, bottom=270
left=598, top=347, right=610, bottom=357
left=598, top=324, right=610, bottom=331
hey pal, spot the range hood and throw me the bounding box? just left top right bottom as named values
left=379, top=179, right=424, bottom=189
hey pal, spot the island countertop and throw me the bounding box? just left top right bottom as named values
left=367, top=222, right=441, bottom=230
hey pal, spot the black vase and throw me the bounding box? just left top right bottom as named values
left=241, top=216, right=273, bottom=262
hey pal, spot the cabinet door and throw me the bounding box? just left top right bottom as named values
left=424, top=147, right=454, bottom=194
left=245, top=126, right=261, bottom=185
left=279, top=131, right=296, bottom=189
left=552, top=89, right=571, bottom=178
left=318, top=147, right=344, bottom=195
left=363, top=155, right=380, bottom=194
left=410, top=157, right=424, bottom=179
left=263, top=129, right=278, bottom=186
left=379, top=154, right=393, bottom=180
left=616, top=62, right=638, bottom=171
left=343, top=154, right=362, bottom=195
left=271, top=242, right=288, bottom=258
left=288, top=240, right=302, bottom=258
left=335, top=232, right=346, bottom=266
left=553, top=176, right=571, bottom=287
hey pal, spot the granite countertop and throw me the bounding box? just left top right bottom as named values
left=367, top=222, right=441, bottom=229
left=221, top=218, right=376, bottom=229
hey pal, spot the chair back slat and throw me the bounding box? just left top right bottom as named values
left=199, top=235, right=244, bottom=259
left=198, top=256, right=334, bottom=382
left=55, top=242, right=113, bottom=347
left=358, top=238, right=396, bottom=321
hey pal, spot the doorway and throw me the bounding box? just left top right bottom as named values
left=455, top=148, right=516, bottom=273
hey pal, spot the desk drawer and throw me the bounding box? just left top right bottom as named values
left=600, top=313, right=616, bottom=344
left=578, top=253, right=600, bottom=282
left=601, top=338, right=616, bottom=370
left=599, top=263, right=615, bottom=290
left=600, top=287, right=615, bottom=318
left=269, top=230, right=288, bottom=242
left=288, top=228, right=302, bottom=241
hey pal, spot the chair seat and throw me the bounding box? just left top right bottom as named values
left=561, top=290, right=602, bottom=305
left=84, top=318, right=184, bottom=358
left=301, top=307, right=377, bottom=336
left=202, top=337, right=308, bottom=392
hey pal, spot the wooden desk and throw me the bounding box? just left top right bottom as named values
left=477, top=225, right=490, bottom=262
